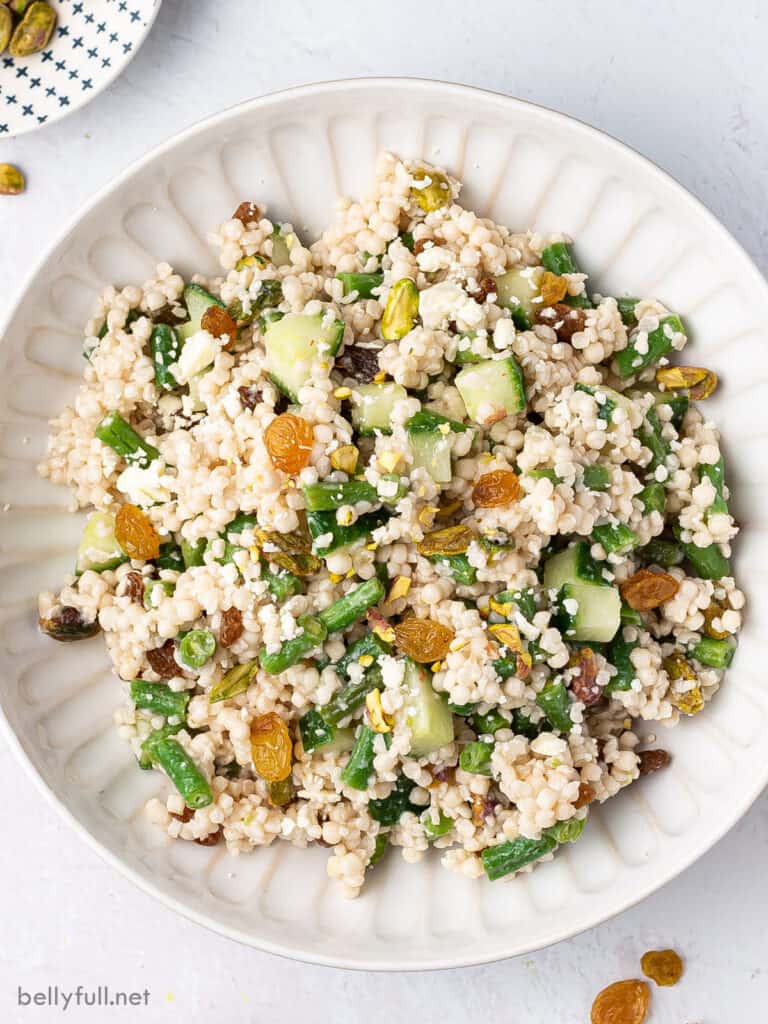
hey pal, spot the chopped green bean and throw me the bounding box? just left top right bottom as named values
left=592, top=521, right=640, bottom=555
left=130, top=680, right=189, bottom=719
left=317, top=576, right=385, bottom=634
left=616, top=297, right=639, bottom=328
left=615, top=314, right=686, bottom=378
left=181, top=538, right=207, bottom=568
left=150, top=324, right=181, bottom=391
left=155, top=541, right=184, bottom=572
left=320, top=664, right=384, bottom=726
left=422, top=811, right=453, bottom=840
left=260, top=560, right=304, bottom=602
left=335, top=633, right=392, bottom=679
left=138, top=723, right=183, bottom=769
left=152, top=738, right=213, bottom=809
left=336, top=272, right=384, bottom=298
left=639, top=481, right=666, bottom=515
left=259, top=614, right=328, bottom=675
left=699, top=458, right=728, bottom=519
left=302, top=480, right=379, bottom=512
left=482, top=833, right=558, bottom=880
left=582, top=464, right=611, bottom=492
left=95, top=411, right=159, bottom=468
left=637, top=538, right=683, bottom=568
left=369, top=833, right=389, bottom=867
left=690, top=635, right=736, bottom=669
left=368, top=775, right=418, bottom=826
left=340, top=724, right=378, bottom=790
left=470, top=709, right=509, bottom=735
left=606, top=633, right=637, bottom=692
left=674, top=527, right=730, bottom=580
left=637, top=407, right=670, bottom=472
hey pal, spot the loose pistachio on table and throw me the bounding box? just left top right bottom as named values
left=9, top=0, right=57, bottom=58
left=0, top=163, right=25, bottom=195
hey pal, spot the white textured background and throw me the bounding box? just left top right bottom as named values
left=1, top=1, right=767, bottom=1020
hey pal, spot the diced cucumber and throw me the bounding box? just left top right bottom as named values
left=408, top=430, right=452, bottom=484
left=494, top=268, right=540, bottom=329
left=556, top=581, right=621, bottom=643
left=543, top=542, right=608, bottom=590
left=402, top=659, right=455, bottom=757
left=178, top=283, right=225, bottom=342
left=75, top=511, right=127, bottom=576
left=350, top=382, right=407, bottom=435
left=270, top=227, right=293, bottom=267
left=264, top=312, right=345, bottom=401
left=455, top=357, right=526, bottom=424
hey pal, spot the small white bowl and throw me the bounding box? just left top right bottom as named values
left=1, top=79, right=766, bottom=970
left=0, top=0, right=161, bottom=138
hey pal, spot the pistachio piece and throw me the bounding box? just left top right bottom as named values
left=410, top=168, right=452, bottom=212
left=9, top=0, right=32, bottom=14
left=381, top=278, right=419, bottom=340
left=0, top=6, right=12, bottom=54
left=0, top=163, right=25, bottom=195
left=9, top=1, right=57, bottom=58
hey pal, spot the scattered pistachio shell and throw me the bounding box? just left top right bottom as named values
left=368, top=607, right=396, bottom=644
left=488, top=622, right=532, bottom=678
left=381, top=278, right=419, bottom=340
left=410, top=168, right=452, bottom=212
left=0, top=162, right=24, bottom=195
left=9, top=1, right=57, bottom=57
left=378, top=449, right=402, bottom=474
left=9, top=0, right=32, bottom=14
left=386, top=575, right=412, bottom=603
left=365, top=688, right=393, bottom=733
left=209, top=660, right=259, bottom=703
left=656, top=364, right=718, bottom=400
left=417, top=524, right=474, bottom=557
left=0, top=6, right=12, bottom=53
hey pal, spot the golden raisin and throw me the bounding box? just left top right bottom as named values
left=250, top=712, right=292, bottom=782
left=472, top=470, right=522, bottom=508
left=115, top=504, right=160, bottom=560
left=590, top=979, right=650, bottom=1024
left=620, top=569, right=679, bottom=610
left=394, top=617, right=454, bottom=663
left=264, top=413, right=314, bottom=474
left=539, top=270, right=569, bottom=306
left=417, top=524, right=474, bottom=557
left=641, top=949, right=683, bottom=987
left=702, top=600, right=729, bottom=639
left=201, top=305, right=238, bottom=342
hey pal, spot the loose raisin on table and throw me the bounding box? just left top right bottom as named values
left=146, top=639, right=178, bottom=679
left=590, top=979, right=650, bottom=1024
left=219, top=607, right=244, bottom=648
left=638, top=749, right=671, bottom=776
left=334, top=345, right=381, bottom=383
left=640, top=948, right=683, bottom=987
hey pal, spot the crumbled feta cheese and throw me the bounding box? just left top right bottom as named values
left=116, top=461, right=172, bottom=506
left=418, top=280, right=465, bottom=329
left=174, top=330, right=220, bottom=383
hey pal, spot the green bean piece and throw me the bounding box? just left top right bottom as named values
left=575, top=383, right=617, bottom=421
left=178, top=629, right=216, bottom=669
left=260, top=559, right=304, bottom=601
left=208, top=660, right=259, bottom=703
left=369, top=832, right=389, bottom=868
left=317, top=576, right=385, bottom=635
left=368, top=775, right=418, bottom=826
left=228, top=280, right=283, bottom=324
left=471, top=709, right=509, bottom=735
left=582, top=464, right=612, bottom=492
left=259, top=614, right=328, bottom=675
left=673, top=527, right=731, bottom=580
left=637, top=538, right=683, bottom=568
left=639, top=481, right=666, bottom=515
left=448, top=700, right=475, bottom=716
left=690, top=636, right=736, bottom=669
left=615, top=314, right=686, bottom=378
left=430, top=553, right=477, bottom=586
left=302, top=480, right=379, bottom=512
left=655, top=390, right=689, bottom=431
left=156, top=541, right=185, bottom=572
left=152, top=738, right=213, bottom=809
left=138, top=723, right=184, bottom=769
left=637, top=408, right=670, bottom=472
left=422, top=811, right=453, bottom=841
left=606, top=633, right=638, bottom=692
left=340, top=724, right=377, bottom=790
left=130, top=680, right=189, bottom=719
left=699, top=458, right=728, bottom=519
left=150, top=324, right=181, bottom=391
left=399, top=231, right=415, bottom=253
left=336, top=272, right=384, bottom=299
left=335, top=633, right=392, bottom=679
left=592, top=522, right=639, bottom=555
left=616, top=297, right=639, bottom=328
left=547, top=817, right=586, bottom=844
left=482, top=833, right=558, bottom=880
left=459, top=740, right=494, bottom=775
left=143, top=578, right=174, bottom=609
left=307, top=508, right=389, bottom=556
left=181, top=538, right=207, bottom=568
left=492, top=587, right=538, bottom=622
left=526, top=468, right=560, bottom=483
left=95, top=411, right=159, bottom=468
left=320, top=664, right=384, bottom=726
left=299, top=709, right=336, bottom=752
left=536, top=679, right=573, bottom=732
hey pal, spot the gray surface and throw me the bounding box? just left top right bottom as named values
left=1, top=1, right=766, bottom=1019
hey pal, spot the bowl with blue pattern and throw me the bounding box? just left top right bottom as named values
left=0, top=0, right=161, bottom=138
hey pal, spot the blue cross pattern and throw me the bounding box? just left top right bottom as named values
left=15, top=66, right=28, bottom=78
left=0, top=125, right=8, bottom=133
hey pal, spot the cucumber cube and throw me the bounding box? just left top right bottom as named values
left=264, top=312, right=345, bottom=401
left=402, top=660, right=454, bottom=757
left=455, top=357, right=526, bottom=425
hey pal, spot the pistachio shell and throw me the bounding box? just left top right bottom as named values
left=0, top=162, right=25, bottom=195
left=381, top=278, right=419, bottom=340
left=410, top=168, right=452, bottom=212
left=9, top=1, right=56, bottom=58
left=0, top=6, right=11, bottom=53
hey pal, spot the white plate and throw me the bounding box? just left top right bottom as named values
left=0, top=0, right=161, bottom=138
left=1, top=79, right=766, bottom=970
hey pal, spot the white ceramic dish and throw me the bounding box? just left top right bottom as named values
left=0, top=0, right=161, bottom=138
left=1, top=79, right=766, bottom=970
